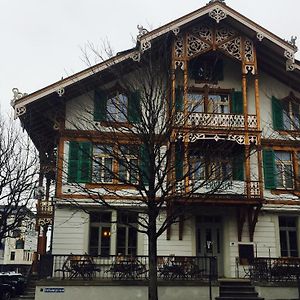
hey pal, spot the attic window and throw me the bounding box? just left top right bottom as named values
left=189, top=57, right=223, bottom=83
left=107, top=92, right=128, bottom=122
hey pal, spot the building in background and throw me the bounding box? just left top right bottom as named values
left=0, top=207, right=37, bottom=272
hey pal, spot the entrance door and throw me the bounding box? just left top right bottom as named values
left=196, top=216, right=223, bottom=276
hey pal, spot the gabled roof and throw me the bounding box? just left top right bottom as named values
left=12, top=0, right=300, bottom=114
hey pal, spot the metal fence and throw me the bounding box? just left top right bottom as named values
left=39, top=254, right=217, bottom=282
left=244, top=257, right=300, bottom=283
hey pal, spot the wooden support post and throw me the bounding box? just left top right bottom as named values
left=183, top=34, right=189, bottom=193
left=242, top=74, right=251, bottom=198
left=254, top=75, right=264, bottom=199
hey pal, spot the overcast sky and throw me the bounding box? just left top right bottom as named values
left=1, top=0, right=299, bottom=114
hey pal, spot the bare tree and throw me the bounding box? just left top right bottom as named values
left=0, top=114, right=38, bottom=243
left=60, top=42, right=250, bottom=300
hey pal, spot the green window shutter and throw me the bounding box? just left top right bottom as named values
left=232, top=150, right=244, bottom=181
left=68, top=141, right=79, bottom=183
left=128, top=90, right=141, bottom=124
left=231, top=91, right=243, bottom=114
left=94, top=90, right=107, bottom=122
left=140, top=145, right=149, bottom=186
left=78, top=142, right=92, bottom=183
left=263, top=149, right=276, bottom=189
left=175, top=87, right=183, bottom=112
left=175, top=142, right=183, bottom=181
left=272, top=96, right=284, bottom=130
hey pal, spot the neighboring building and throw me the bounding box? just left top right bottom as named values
left=0, top=208, right=37, bottom=272
left=11, top=1, right=300, bottom=299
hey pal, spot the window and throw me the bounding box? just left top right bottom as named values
left=263, top=149, right=295, bottom=190
left=279, top=217, right=298, bottom=257
left=275, top=151, right=294, bottom=189
left=188, top=146, right=244, bottom=186
left=180, top=89, right=242, bottom=115
left=207, top=159, right=232, bottom=181
left=190, top=155, right=205, bottom=181
left=94, top=89, right=141, bottom=123
left=93, top=145, right=113, bottom=183
left=272, top=93, right=300, bottom=131
left=207, top=94, right=230, bottom=114
left=15, top=239, right=24, bottom=249
left=190, top=156, right=232, bottom=181
left=107, top=93, right=128, bottom=122
left=10, top=251, right=15, bottom=261
left=283, top=101, right=300, bottom=130
left=118, top=145, right=139, bottom=184
left=189, top=57, right=223, bottom=83
left=187, top=93, right=204, bottom=113
left=89, top=212, right=112, bottom=256
left=117, top=213, right=138, bottom=256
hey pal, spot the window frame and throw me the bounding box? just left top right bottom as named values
left=89, top=212, right=112, bottom=256
left=282, top=99, right=300, bottom=131
left=92, top=145, right=114, bottom=184
left=118, top=145, right=139, bottom=185
left=279, top=216, right=298, bottom=257
left=186, top=87, right=233, bottom=115
left=106, top=91, right=129, bottom=123
left=189, top=152, right=233, bottom=184
left=116, top=213, right=138, bottom=256
left=275, top=151, right=294, bottom=190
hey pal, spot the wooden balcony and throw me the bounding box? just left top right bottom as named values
left=37, top=200, right=53, bottom=217
left=175, top=112, right=258, bottom=130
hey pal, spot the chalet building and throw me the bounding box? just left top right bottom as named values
left=12, top=1, right=300, bottom=299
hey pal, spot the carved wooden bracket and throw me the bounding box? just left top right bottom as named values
left=248, top=205, right=261, bottom=242
left=237, top=207, right=247, bottom=242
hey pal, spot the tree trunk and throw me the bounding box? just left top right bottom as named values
left=148, top=212, right=158, bottom=300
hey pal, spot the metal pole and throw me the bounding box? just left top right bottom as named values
left=209, top=257, right=212, bottom=300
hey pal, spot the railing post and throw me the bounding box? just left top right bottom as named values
left=209, top=257, right=212, bottom=300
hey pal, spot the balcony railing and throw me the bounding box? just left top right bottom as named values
left=39, top=254, right=217, bottom=281
left=175, top=112, right=257, bottom=130
left=176, top=180, right=261, bottom=199
left=244, top=257, right=300, bottom=283
left=37, top=200, right=53, bottom=216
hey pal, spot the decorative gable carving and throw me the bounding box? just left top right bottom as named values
left=173, top=24, right=256, bottom=75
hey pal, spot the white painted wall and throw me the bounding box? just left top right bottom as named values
left=52, top=207, right=89, bottom=255
left=34, top=284, right=298, bottom=300
left=35, top=284, right=219, bottom=300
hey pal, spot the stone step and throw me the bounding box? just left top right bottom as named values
left=219, top=279, right=252, bottom=286
left=220, top=286, right=256, bottom=292
left=216, top=297, right=264, bottom=300
left=220, top=291, right=259, bottom=297
left=217, top=279, right=264, bottom=300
